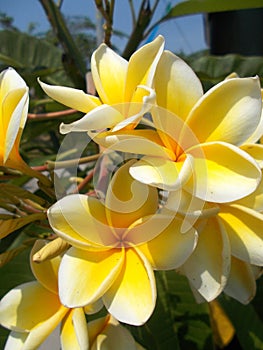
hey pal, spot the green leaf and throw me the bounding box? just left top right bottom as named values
left=0, top=248, right=34, bottom=348
left=187, top=54, right=263, bottom=90
left=0, top=29, right=73, bottom=86
left=161, top=0, right=263, bottom=21
left=0, top=213, right=46, bottom=239
left=164, top=271, right=213, bottom=350
left=219, top=295, right=263, bottom=350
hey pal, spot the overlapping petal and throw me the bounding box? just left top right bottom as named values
left=129, top=154, right=194, bottom=191
left=138, top=216, right=198, bottom=270
left=223, top=257, right=256, bottom=304
left=0, top=68, right=29, bottom=163
left=91, top=43, right=128, bottom=104
left=61, top=308, right=89, bottom=350
left=104, top=159, right=158, bottom=229
left=88, top=315, right=138, bottom=350
left=58, top=247, right=124, bottom=307
left=182, top=217, right=231, bottom=301
left=103, top=248, right=156, bottom=325
left=186, top=77, right=262, bottom=145
left=0, top=281, right=66, bottom=332
left=187, top=141, right=261, bottom=202
left=218, top=204, right=263, bottom=265
left=125, top=35, right=164, bottom=102
left=240, top=143, right=263, bottom=168
left=47, top=194, right=116, bottom=248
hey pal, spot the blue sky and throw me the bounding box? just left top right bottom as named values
left=0, top=0, right=208, bottom=54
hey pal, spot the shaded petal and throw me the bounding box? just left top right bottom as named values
left=244, top=88, right=263, bottom=143
left=125, top=35, right=164, bottom=102
left=30, top=240, right=60, bottom=294
left=224, top=257, right=256, bottom=304
left=129, top=154, right=194, bottom=191
left=240, top=143, right=263, bottom=168
left=138, top=216, right=198, bottom=270
left=22, top=306, right=66, bottom=350
left=235, top=176, right=263, bottom=211
left=103, top=248, right=156, bottom=325
left=112, top=86, right=156, bottom=132
left=0, top=281, right=62, bottom=332
left=59, top=247, right=124, bottom=307
left=38, top=79, right=101, bottom=113
left=91, top=44, right=128, bottom=104
left=60, top=104, right=124, bottom=134
left=182, top=217, right=231, bottom=301
left=155, top=50, right=203, bottom=120
left=105, top=159, right=158, bottom=229
left=48, top=194, right=116, bottom=248
left=94, top=129, right=175, bottom=160
left=89, top=315, right=137, bottom=350
left=61, top=308, right=89, bottom=350
left=84, top=299, right=104, bottom=315
left=218, top=204, right=263, bottom=265
left=3, top=331, right=28, bottom=350
left=187, top=141, right=261, bottom=202
left=151, top=105, right=200, bottom=155
left=186, top=77, right=262, bottom=145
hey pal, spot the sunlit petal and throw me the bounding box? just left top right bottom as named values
left=59, top=247, right=124, bottom=307
left=224, top=257, right=256, bottom=304
left=103, top=248, right=156, bottom=325
left=182, top=217, right=231, bottom=301
left=155, top=50, right=203, bottom=120
left=61, top=308, right=89, bottom=350
left=91, top=44, right=128, bottom=104
left=48, top=194, right=116, bottom=248
left=0, top=282, right=62, bottom=332
left=186, top=77, right=262, bottom=145
left=187, top=142, right=261, bottom=202
left=38, top=79, right=101, bottom=113
left=219, top=204, right=263, bottom=265
left=60, top=104, right=124, bottom=134
left=4, top=88, right=28, bottom=162
left=138, top=216, right=198, bottom=270
left=129, top=154, right=194, bottom=191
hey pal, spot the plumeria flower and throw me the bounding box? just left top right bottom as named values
left=39, top=36, right=164, bottom=133
left=0, top=67, right=51, bottom=185
left=165, top=173, right=263, bottom=303
left=47, top=160, right=198, bottom=326
left=0, top=240, right=102, bottom=349
left=97, top=52, right=262, bottom=204
left=88, top=314, right=145, bottom=349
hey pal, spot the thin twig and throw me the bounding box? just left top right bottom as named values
left=32, top=153, right=101, bottom=172
left=128, top=0, right=137, bottom=28
left=28, top=109, right=77, bottom=120
left=72, top=170, right=94, bottom=193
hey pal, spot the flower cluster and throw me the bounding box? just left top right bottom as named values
left=0, top=36, right=263, bottom=349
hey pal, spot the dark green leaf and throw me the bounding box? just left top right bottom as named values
left=161, top=0, right=263, bottom=21
left=220, top=294, right=263, bottom=350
